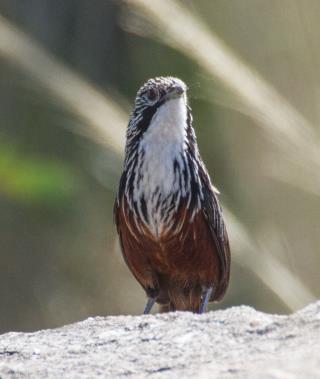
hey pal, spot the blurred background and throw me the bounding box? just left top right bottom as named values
left=0, top=0, right=319, bottom=333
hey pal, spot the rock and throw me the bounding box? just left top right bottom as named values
left=0, top=302, right=319, bottom=378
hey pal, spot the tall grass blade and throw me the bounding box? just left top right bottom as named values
left=125, top=0, right=320, bottom=194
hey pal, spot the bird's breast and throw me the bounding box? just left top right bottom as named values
left=130, top=146, right=189, bottom=238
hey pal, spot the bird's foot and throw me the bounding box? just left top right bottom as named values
left=143, top=297, right=156, bottom=314
left=199, top=287, right=213, bottom=314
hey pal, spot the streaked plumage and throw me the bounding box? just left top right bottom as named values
left=114, top=77, right=230, bottom=313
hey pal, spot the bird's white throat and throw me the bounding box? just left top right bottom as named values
left=143, top=96, right=187, bottom=146
left=138, top=96, right=187, bottom=196
left=133, top=96, right=188, bottom=235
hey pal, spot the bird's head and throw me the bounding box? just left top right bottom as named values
left=126, top=77, right=191, bottom=153
left=135, top=76, right=187, bottom=108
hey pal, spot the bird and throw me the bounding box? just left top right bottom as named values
left=114, top=76, right=230, bottom=314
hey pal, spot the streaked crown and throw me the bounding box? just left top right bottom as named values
left=135, top=76, right=187, bottom=108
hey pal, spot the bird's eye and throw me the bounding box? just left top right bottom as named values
left=145, top=88, right=158, bottom=102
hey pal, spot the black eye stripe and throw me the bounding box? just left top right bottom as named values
left=135, top=102, right=161, bottom=134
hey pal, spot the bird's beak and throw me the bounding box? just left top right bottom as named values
left=165, top=84, right=185, bottom=100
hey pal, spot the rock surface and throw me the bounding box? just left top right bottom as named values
left=0, top=302, right=320, bottom=379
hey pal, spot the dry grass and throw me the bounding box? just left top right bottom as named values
left=124, top=0, right=320, bottom=195
left=0, top=14, right=126, bottom=155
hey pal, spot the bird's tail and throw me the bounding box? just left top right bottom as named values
left=159, top=286, right=202, bottom=312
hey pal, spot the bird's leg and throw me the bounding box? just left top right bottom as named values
left=143, top=297, right=156, bottom=314
left=199, top=287, right=213, bottom=314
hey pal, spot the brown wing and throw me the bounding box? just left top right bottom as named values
left=201, top=180, right=231, bottom=300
